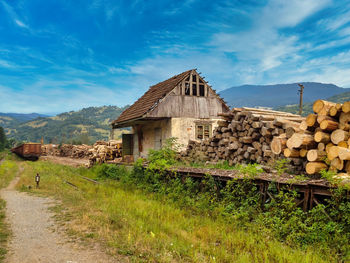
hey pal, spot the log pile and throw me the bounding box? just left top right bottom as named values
left=42, top=140, right=123, bottom=166
left=88, top=140, right=122, bottom=166
left=182, top=107, right=304, bottom=170
left=41, top=144, right=92, bottom=158
left=276, top=99, right=350, bottom=175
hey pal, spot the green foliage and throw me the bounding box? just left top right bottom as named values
left=237, top=163, right=263, bottom=177
left=0, top=160, right=18, bottom=261
left=0, top=199, right=8, bottom=261
left=0, top=126, right=7, bottom=151
left=147, top=137, right=180, bottom=169
left=274, top=158, right=290, bottom=175
left=95, top=163, right=128, bottom=180
left=220, top=179, right=261, bottom=223
left=94, top=159, right=350, bottom=261
left=320, top=169, right=337, bottom=182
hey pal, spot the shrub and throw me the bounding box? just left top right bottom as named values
left=96, top=164, right=129, bottom=180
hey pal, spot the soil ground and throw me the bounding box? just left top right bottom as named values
left=40, top=156, right=89, bottom=168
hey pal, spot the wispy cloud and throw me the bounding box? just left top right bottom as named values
left=1, top=1, right=29, bottom=29
left=325, top=9, right=350, bottom=31
left=0, top=59, right=16, bottom=69
left=0, top=0, right=350, bottom=114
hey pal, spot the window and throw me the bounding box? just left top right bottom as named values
left=192, top=83, right=197, bottom=96
left=197, top=125, right=203, bottom=139
left=192, top=74, right=197, bottom=82
left=185, top=83, right=190, bottom=95
left=199, top=84, right=205, bottom=96
left=196, top=124, right=211, bottom=139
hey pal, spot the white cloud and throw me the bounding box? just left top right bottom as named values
left=0, top=59, right=16, bottom=69
left=209, top=0, right=331, bottom=74
left=14, top=19, right=28, bottom=28
left=325, top=9, right=350, bottom=31
left=1, top=1, right=30, bottom=29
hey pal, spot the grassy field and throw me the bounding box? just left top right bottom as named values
left=2, top=158, right=335, bottom=263
left=0, top=155, right=18, bottom=262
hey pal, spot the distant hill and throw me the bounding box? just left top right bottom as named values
left=219, top=82, right=346, bottom=108
left=0, top=112, right=49, bottom=122
left=1, top=106, right=129, bottom=144
left=0, top=113, right=49, bottom=133
left=275, top=90, right=350, bottom=116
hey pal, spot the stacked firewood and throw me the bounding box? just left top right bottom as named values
left=88, top=140, right=122, bottom=166
left=182, top=108, right=304, bottom=169
left=41, top=144, right=92, bottom=158
left=274, top=100, right=350, bottom=175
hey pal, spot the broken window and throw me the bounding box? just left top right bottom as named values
left=192, top=74, right=197, bottom=82
left=185, top=83, right=190, bottom=95
left=196, top=125, right=203, bottom=139
left=204, top=125, right=210, bottom=138
left=196, top=124, right=211, bottom=139
left=199, top=84, right=205, bottom=96
left=192, top=83, right=197, bottom=96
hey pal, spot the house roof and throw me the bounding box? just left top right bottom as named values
left=112, top=69, right=192, bottom=125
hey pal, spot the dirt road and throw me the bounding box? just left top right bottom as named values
left=40, top=156, right=89, bottom=167
left=1, top=169, right=119, bottom=263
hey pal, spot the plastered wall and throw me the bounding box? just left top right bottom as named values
left=132, top=117, right=222, bottom=158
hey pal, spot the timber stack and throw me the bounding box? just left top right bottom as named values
left=182, top=107, right=304, bottom=170
left=274, top=100, right=350, bottom=175
left=41, top=140, right=122, bottom=165
left=88, top=140, right=122, bottom=166
left=41, top=144, right=92, bottom=158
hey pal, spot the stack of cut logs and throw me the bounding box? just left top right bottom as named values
left=182, top=107, right=304, bottom=170
left=88, top=140, right=122, bottom=166
left=42, top=140, right=123, bottom=166
left=41, top=144, right=92, bottom=158
left=273, top=100, right=350, bottom=175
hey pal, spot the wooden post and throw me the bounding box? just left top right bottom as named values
left=298, top=84, right=304, bottom=116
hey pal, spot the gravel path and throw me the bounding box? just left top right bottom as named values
left=1, top=170, right=119, bottom=263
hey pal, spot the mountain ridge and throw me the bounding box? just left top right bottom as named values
left=0, top=105, right=129, bottom=144
left=0, top=112, right=49, bottom=122
left=219, top=82, right=347, bottom=108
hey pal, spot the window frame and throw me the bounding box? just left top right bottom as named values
left=195, top=122, right=212, bottom=140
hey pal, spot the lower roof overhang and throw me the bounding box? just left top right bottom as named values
left=112, top=117, right=171, bottom=129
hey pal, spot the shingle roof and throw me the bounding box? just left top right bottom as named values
left=113, top=69, right=192, bottom=124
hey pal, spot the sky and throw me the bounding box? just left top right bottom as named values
left=0, top=0, right=350, bottom=114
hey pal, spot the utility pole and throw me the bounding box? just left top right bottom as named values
left=298, top=84, right=304, bottom=116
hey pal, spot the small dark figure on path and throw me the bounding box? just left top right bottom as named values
left=35, top=173, right=40, bottom=188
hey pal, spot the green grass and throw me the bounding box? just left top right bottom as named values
left=0, top=156, right=18, bottom=262
left=13, top=159, right=335, bottom=262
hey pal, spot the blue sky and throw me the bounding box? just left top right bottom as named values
left=1, top=0, right=350, bottom=114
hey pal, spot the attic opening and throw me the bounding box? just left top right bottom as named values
left=182, top=72, right=207, bottom=97
left=199, top=84, right=205, bottom=96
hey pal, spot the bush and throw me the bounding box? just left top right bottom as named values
left=95, top=164, right=129, bottom=180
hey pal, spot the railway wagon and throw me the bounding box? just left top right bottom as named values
left=11, top=143, right=42, bottom=160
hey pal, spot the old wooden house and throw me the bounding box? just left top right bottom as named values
left=111, top=69, right=229, bottom=159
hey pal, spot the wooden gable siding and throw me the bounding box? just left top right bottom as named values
left=146, top=88, right=228, bottom=118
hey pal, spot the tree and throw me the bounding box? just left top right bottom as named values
left=0, top=126, right=7, bottom=151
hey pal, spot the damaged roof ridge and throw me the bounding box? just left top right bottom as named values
left=112, top=69, right=193, bottom=124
